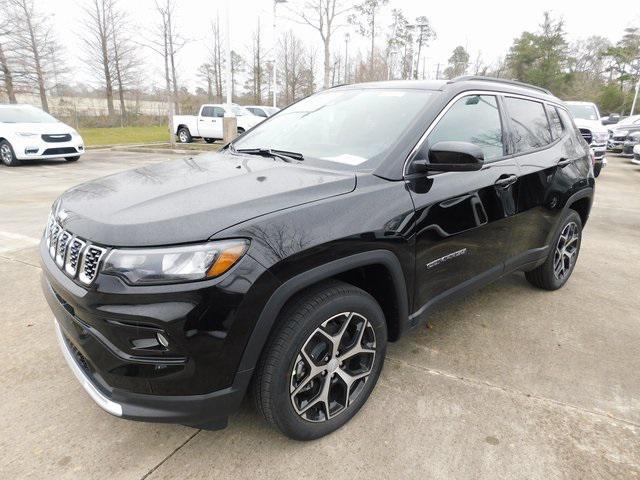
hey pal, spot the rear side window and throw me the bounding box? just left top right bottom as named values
left=547, top=105, right=564, bottom=139
left=428, top=94, right=504, bottom=161
left=504, top=97, right=552, bottom=153
left=213, top=107, right=225, bottom=118
left=201, top=106, right=214, bottom=117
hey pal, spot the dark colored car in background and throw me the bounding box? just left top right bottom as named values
left=41, top=77, right=594, bottom=440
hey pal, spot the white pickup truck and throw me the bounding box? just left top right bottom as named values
left=173, top=104, right=264, bottom=143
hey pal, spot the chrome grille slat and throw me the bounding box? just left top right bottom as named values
left=79, top=245, right=106, bottom=285
left=49, top=224, right=61, bottom=257
left=47, top=218, right=106, bottom=286
left=65, top=237, right=86, bottom=276
left=55, top=230, right=72, bottom=267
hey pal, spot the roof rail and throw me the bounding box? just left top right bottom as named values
left=448, top=75, right=553, bottom=96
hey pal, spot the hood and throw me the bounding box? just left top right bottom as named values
left=54, top=151, right=356, bottom=247
left=572, top=118, right=607, bottom=134
left=3, top=122, right=76, bottom=135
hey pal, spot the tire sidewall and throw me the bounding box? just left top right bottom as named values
left=270, top=290, right=387, bottom=440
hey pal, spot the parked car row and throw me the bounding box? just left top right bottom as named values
left=566, top=100, right=640, bottom=173
left=0, top=104, right=84, bottom=167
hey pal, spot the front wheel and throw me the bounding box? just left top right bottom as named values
left=0, top=140, right=20, bottom=166
left=254, top=280, right=387, bottom=440
left=525, top=210, right=582, bottom=290
left=177, top=127, right=192, bottom=143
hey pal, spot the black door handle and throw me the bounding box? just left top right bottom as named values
left=494, top=174, right=518, bottom=189
left=557, top=158, right=573, bottom=167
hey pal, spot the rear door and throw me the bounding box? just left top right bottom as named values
left=408, top=93, right=521, bottom=313
left=503, top=96, right=579, bottom=260
left=198, top=106, right=219, bottom=138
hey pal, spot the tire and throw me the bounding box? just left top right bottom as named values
left=177, top=127, right=192, bottom=143
left=65, top=156, right=80, bottom=162
left=525, top=210, right=582, bottom=290
left=594, top=163, right=601, bottom=177
left=204, top=138, right=216, bottom=144
left=254, top=280, right=387, bottom=441
left=237, top=127, right=245, bottom=135
left=0, top=140, right=20, bottom=166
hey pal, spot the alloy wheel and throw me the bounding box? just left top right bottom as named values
left=1, top=144, right=12, bottom=165
left=553, top=222, right=579, bottom=280
left=289, top=312, right=376, bottom=423
left=179, top=131, right=188, bottom=143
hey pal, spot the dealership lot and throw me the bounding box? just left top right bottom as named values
left=0, top=151, right=639, bottom=479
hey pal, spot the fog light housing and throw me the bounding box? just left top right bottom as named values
left=25, top=147, right=39, bottom=154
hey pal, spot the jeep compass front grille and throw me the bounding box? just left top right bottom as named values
left=45, top=214, right=106, bottom=286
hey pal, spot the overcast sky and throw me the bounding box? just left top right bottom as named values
left=43, top=0, right=640, bottom=92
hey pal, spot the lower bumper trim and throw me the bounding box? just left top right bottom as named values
left=54, top=319, right=123, bottom=417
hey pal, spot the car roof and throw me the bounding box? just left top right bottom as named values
left=338, top=76, right=561, bottom=104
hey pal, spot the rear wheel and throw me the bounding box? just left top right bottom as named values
left=254, top=280, right=387, bottom=440
left=525, top=210, right=582, bottom=290
left=0, top=140, right=20, bottom=166
left=177, top=127, right=192, bottom=143
left=65, top=156, right=80, bottom=162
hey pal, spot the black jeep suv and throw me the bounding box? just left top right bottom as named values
left=41, top=77, right=594, bottom=440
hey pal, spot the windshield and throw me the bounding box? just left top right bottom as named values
left=232, top=88, right=434, bottom=168
left=0, top=106, right=59, bottom=123
left=567, top=104, right=598, bottom=121
left=231, top=106, right=252, bottom=116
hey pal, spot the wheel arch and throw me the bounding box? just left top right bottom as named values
left=235, top=250, right=409, bottom=375
left=564, top=187, right=594, bottom=227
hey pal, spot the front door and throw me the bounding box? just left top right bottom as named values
left=407, top=93, right=520, bottom=315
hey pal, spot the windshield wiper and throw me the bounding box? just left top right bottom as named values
left=235, top=148, right=304, bottom=163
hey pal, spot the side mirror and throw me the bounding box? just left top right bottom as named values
left=409, top=141, right=485, bottom=174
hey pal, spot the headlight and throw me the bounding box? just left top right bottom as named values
left=616, top=130, right=629, bottom=137
left=592, top=132, right=608, bottom=142
left=16, top=132, right=39, bottom=137
left=101, top=239, right=249, bottom=285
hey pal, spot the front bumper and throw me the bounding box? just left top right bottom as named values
left=12, top=135, right=85, bottom=160
left=40, top=237, right=277, bottom=428
left=46, top=276, right=251, bottom=428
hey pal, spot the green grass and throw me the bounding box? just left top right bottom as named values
left=79, top=125, right=170, bottom=147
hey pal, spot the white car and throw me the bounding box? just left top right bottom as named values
left=173, top=104, right=264, bottom=143
left=245, top=105, right=280, bottom=118
left=632, top=144, right=640, bottom=165
left=0, top=104, right=85, bottom=167
left=566, top=101, right=608, bottom=177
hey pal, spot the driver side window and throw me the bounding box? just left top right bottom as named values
left=428, top=95, right=505, bottom=162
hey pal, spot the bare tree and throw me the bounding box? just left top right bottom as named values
left=8, top=0, right=61, bottom=112
left=278, top=30, right=314, bottom=103
left=108, top=1, right=140, bottom=121
left=0, top=1, right=17, bottom=103
left=209, top=14, right=224, bottom=102
left=245, top=21, right=265, bottom=104
left=230, top=50, right=245, bottom=101
left=291, top=0, right=351, bottom=90
left=198, top=63, right=214, bottom=101
left=82, top=0, right=116, bottom=116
